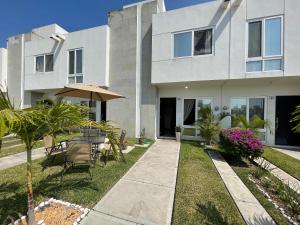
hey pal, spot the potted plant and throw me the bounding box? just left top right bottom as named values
left=175, top=126, right=182, bottom=142
left=138, top=128, right=145, bottom=145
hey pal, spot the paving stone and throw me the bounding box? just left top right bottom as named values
left=80, top=210, right=137, bottom=225
left=0, top=147, right=45, bottom=170
left=273, top=148, right=300, bottom=161
left=82, top=139, right=180, bottom=225
left=255, top=157, right=300, bottom=194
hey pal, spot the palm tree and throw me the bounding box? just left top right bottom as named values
left=194, top=107, right=229, bottom=145
left=233, top=114, right=269, bottom=133
left=1, top=107, right=46, bottom=225
left=36, top=96, right=88, bottom=143
left=291, top=105, right=300, bottom=133
left=0, top=93, right=88, bottom=225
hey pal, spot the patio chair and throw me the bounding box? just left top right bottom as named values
left=43, top=135, right=65, bottom=164
left=101, top=130, right=126, bottom=164
left=61, top=141, right=93, bottom=181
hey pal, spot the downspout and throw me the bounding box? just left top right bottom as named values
left=135, top=4, right=142, bottom=138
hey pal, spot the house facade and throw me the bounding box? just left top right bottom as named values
left=0, top=0, right=300, bottom=147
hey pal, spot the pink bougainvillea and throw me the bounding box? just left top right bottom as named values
left=219, top=128, right=264, bottom=159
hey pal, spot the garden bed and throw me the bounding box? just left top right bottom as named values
left=12, top=199, right=90, bottom=225
left=225, top=155, right=299, bottom=225
left=248, top=174, right=299, bottom=225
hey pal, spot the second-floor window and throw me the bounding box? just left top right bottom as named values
left=246, top=16, right=283, bottom=72
left=173, top=28, right=213, bottom=58
left=68, top=49, right=83, bottom=84
left=35, top=54, right=53, bottom=73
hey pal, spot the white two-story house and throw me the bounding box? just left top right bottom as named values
left=152, top=0, right=300, bottom=147
left=0, top=0, right=299, bottom=147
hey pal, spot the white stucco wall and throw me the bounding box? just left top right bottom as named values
left=157, top=77, right=300, bottom=145
left=24, top=25, right=109, bottom=91
left=0, top=48, right=7, bottom=90
left=152, top=0, right=300, bottom=84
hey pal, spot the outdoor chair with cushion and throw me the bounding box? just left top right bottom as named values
left=61, top=141, right=93, bottom=181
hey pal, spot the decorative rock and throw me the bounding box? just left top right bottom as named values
left=39, top=202, right=45, bottom=208
left=73, top=222, right=78, bottom=225
left=37, top=219, right=44, bottom=225
left=76, top=218, right=81, bottom=223
left=34, top=207, right=39, bottom=212
left=45, top=201, right=49, bottom=206
left=20, top=216, right=26, bottom=220
left=14, top=219, right=20, bottom=224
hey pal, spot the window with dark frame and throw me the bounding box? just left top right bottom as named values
left=183, top=99, right=196, bottom=126
left=194, top=29, right=213, bottom=55
left=45, top=54, right=54, bottom=72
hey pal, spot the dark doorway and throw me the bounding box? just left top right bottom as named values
left=160, top=98, right=176, bottom=137
left=101, top=102, right=106, bottom=121
left=275, top=96, right=300, bottom=146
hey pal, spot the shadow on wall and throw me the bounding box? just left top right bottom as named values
left=209, top=1, right=241, bottom=42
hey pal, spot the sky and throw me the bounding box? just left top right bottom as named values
left=0, top=0, right=213, bottom=47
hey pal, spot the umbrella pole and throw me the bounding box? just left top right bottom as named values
left=89, top=92, right=93, bottom=121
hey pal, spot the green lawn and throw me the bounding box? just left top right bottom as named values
left=0, top=133, right=80, bottom=158
left=0, top=145, right=149, bottom=224
left=172, top=141, right=245, bottom=225
left=231, top=163, right=291, bottom=225
left=263, top=147, right=300, bottom=180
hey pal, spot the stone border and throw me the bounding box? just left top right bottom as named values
left=8, top=198, right=91, bottom=225
left=248, top=175, right=298, bottom=225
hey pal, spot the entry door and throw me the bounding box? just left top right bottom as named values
left=160, top=98, right=176, bottom=137
left=275, top=96, right=300, bottom=146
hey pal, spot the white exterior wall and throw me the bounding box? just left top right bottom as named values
left=0, top=48, right=7, bottom=90
left=24, top=25, right=109, bottom=91
left=152, top=0, right=300, bottom=84
left=158, top=77, right=300, bottom=145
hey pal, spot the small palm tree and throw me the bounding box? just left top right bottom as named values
left=0, top=92, right=88, bottom=225
left=291, top=105, right=300, bottom=133
left=37, top=96, right=88, bottom=143
left=1, top=107, right=47, bottom=225
left=233, top=114, right=269, bottom=132
left=194, top=107, right=229, bottom=145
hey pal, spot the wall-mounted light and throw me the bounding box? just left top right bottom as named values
left=223, top=106, right=229, bottom=111
left=215, top=106, right=220, bottom=111
left=185, top=86, right=189, bottom=89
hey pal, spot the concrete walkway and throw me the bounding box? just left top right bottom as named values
left=208, top=151, right=276, bottom=225
left=0, top=148, right=45, bottom=170
left=255, top=157, right=300, bottom=194
left=81, top=139, right=181, bottom=225
left=273, top=148, right=300, bottom=161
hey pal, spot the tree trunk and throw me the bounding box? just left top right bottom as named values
left=26, top=147, right=36, bottom=225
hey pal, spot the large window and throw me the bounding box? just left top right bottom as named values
left=35, top=54, right=54, bottom=73
left=247, top=16, right=283, bottom=72
left=183, top=98, right=212, bottom=136
left=68, top=49, right=83, bottom=84
left=173, top=28, right=213, bottom=58
left=230, top=97, right=266, bottom=140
